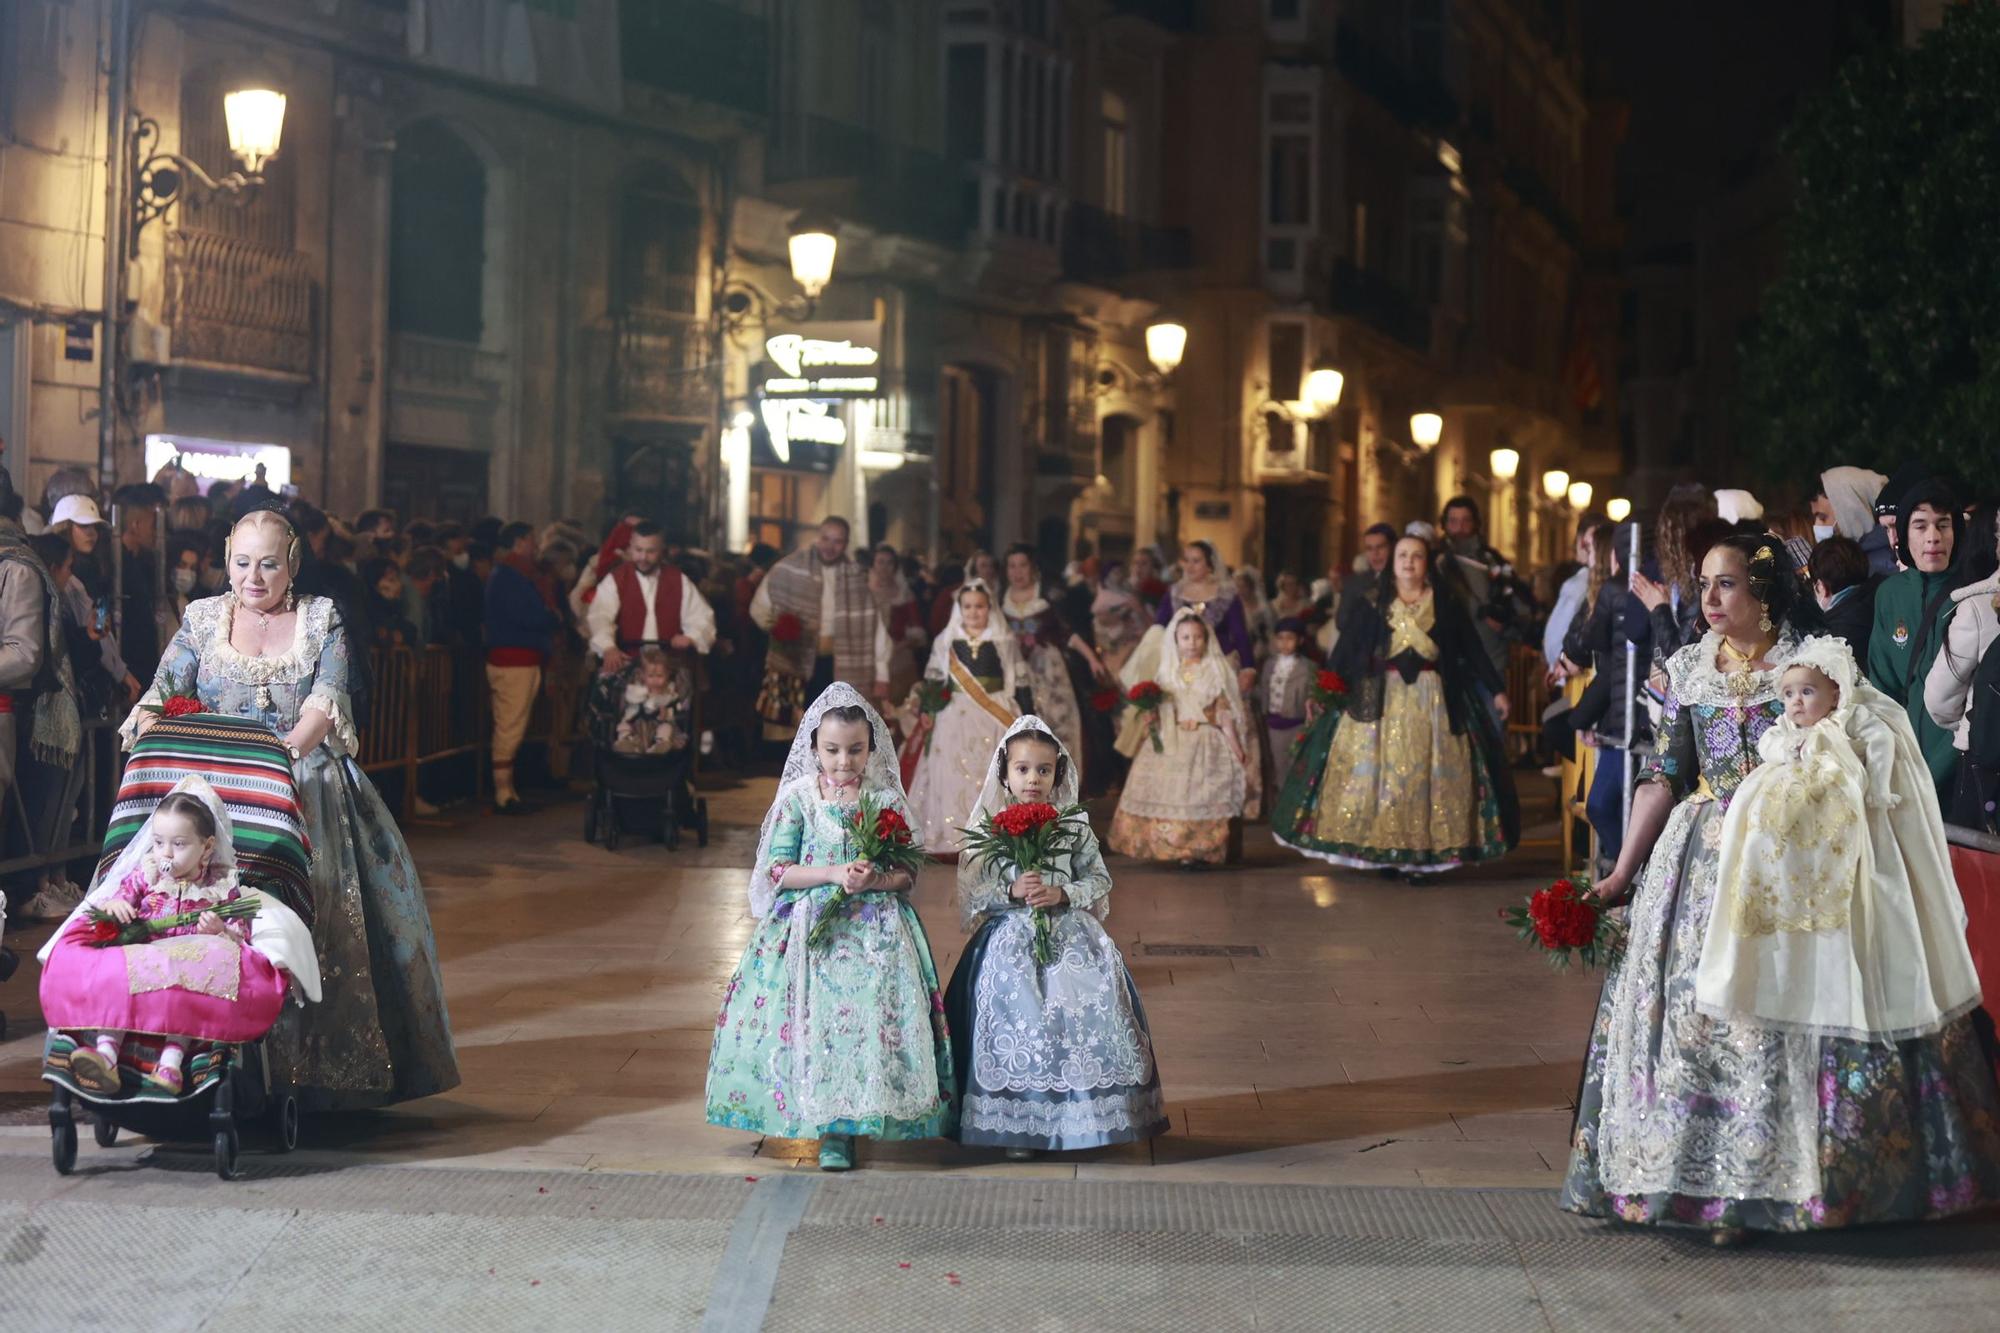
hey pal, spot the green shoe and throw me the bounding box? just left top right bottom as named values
left=817, top=1134, right=855, bottom=1172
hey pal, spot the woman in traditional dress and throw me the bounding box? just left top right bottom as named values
left=868, top=543, right=926, bottom=708
left=125, top=506, right=457, bottom=1109
left=1108, top=607, right=1252, bottom=866
left=1090, top=563, right=1149, bottom=678
left=1153, top=541, right=1258, bottom=696
left=1562, top=536, right=2000, bottom=1241
left=999, top=544, right=1109, bottom=792
left=1235, top=566, right=1276, bottom=666
left=905, top=579, right=1026, bottom=855
left=1269, top=534, right=1517, bottom=877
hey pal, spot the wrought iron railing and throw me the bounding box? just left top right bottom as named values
left=1060, top=203, right=1193, bottom=283
left=611, top=309, right=713, bottom=423
left=1329, top=259, right=1432, bottom=354
left=165, top=230, right=316, bottom=377
left=389, top=333, right=508, bottom=399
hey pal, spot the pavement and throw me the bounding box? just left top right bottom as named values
left=4, top=773, right=2000, bottom=1329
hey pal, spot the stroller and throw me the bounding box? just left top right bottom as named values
left=583, top=653, right=709, bottom=852
left=38, top=714, right=318, bottom=1180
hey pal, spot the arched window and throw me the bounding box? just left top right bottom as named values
left=619, top=170, right=702, bottom=314
left=389, top=121, right=486, bottom=342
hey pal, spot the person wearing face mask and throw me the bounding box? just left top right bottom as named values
left=1868, top=479, right=1969, bottom=802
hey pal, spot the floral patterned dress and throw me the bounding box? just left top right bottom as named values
left=1561, top=633, right=2000, bottom=1232
left=705, top=784, right=956, bottom=1140
left=128, top=594, right=458, bottom=1109
left=1001, top=589, right=1086, bottom=790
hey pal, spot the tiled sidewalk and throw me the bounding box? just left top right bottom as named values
left=0, top=775, right=1599, bottom=1187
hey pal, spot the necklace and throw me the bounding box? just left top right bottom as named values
left=1717, top=635, right=1774, bottom=698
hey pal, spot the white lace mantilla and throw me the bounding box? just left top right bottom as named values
left=1662, top=630, right=1801, bottom=709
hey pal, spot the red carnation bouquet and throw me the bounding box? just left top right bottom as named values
left=959, top=800, right=1089, bottom=966
left=807, top=795, right=926, bottom=949
left=913, top=678, right=953, bottom=753
left=1126, top=680, right=1165, bottom=752
left=1500, top=877, right=1624, bottom=971
left=1312, top=670, right=1348, bottom=714
left=771, top=612, right=805, bottom=645
left=149, top=694, right=207, bottom=719
left=1089, top=686, right=1123, bottom=714
left=1137, top=577, right=1169, bottom=603
left=73, top=897, right=258, bottom=949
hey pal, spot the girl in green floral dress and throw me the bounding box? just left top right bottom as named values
left=704, top=683, right=955, bottom=1170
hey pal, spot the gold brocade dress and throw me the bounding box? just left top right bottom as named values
left=1303, top=592, right=1496, bottom=871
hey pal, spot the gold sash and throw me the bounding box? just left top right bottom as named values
left=948, top=652, right=1016, bottom=728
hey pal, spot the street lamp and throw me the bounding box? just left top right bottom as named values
left=1410, top=412, right=1443, bottom=450
left=1301, top=363, right=1344, bottom=418
left=1542, top=469, right=1571, bottom=502
left=1145, top=319, right=1188, bottom=377
left=786, top=212, right=839, bottom=302
left=1489, top=447, right=1520, bottom=480
left=1606, top=497, right=1632, bottom=522
left=132, top=86, right=287, bottom=240
left=1567, top=480, right=1594, bottom=511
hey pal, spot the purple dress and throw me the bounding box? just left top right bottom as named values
left=1154, top=586, right=1254, bottom=671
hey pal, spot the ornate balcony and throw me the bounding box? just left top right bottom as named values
left=612, top=308, right=712, bottom=424
left=164, top=231, right=315, bottom=379
left=389, top=332, right=508, bottom=405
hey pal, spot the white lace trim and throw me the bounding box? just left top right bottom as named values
left=1663, top=630, right=1800, bottom=709
left=202, top=594, right=336, bottom=687
left=960, top=1088, right=1165, bottom=1139
left=303, top=686, right=360, bottom=754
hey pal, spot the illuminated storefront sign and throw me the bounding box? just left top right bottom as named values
left=762, top=330, right=881, bottom=398
left=144, top=435, right=292, bottom=491
left=759, top=399, right=848, bottom=463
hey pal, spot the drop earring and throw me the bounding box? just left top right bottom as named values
left=1758, top=608, right=1774, bottom=634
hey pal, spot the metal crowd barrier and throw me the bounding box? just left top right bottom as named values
left=360, top=644, right=492, bottom=820
left=0, top=716, right=122, bottom=881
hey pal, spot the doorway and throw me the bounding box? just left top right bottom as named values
left=382, top=444, right=489, bottom=524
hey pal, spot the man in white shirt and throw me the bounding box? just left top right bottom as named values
left=587, top=523, right=717, bottom=673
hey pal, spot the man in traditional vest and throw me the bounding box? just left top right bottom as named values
left=586, top=522, right=718, bottom=673
left=750, top=515, right=890, bottom=738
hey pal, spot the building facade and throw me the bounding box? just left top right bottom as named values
left=3, top=0, right=1617, bottom=580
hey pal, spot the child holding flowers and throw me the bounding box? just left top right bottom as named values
left=38, top=776, right=321, bottom=1097
left=946, top=718, right=1166, bottom=1157
left=705, top=683, right=955, bottom=1171
left=1108, top=607, right=1253, bottom=866
left=906, top=578, right=1026, bottom=855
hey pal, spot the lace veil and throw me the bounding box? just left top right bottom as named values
left=1118, top=604, right=1249, bottom=730
left=959, top=714, right=1093, bottom=929
left=748, top=681, right=912, bottom=918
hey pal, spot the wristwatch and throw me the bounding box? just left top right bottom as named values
left=285, top=742, right=303, bottom=763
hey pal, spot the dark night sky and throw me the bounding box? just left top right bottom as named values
left=1588, top=0, right=1896, bottom=258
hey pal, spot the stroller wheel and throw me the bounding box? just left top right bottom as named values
left=214, top=1128, right=240, bottom=1180
left=93, top=1115, right=119, bottom=1148
left=270, top=1094, right=301, bottom=1153
left=52, top=1120, right=77, bottom=1175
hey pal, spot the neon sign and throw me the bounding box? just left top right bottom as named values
left=762, top=334, right=881, bottom=398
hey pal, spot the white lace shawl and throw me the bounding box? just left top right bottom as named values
left=956, top=714, right=1110, bottom=930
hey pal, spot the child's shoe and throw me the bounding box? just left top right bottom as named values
left=68, top=1044, right=121, bottom=1095
left=817, top=1133, right=855, bottom=1172
left=142, top=1063, right=184, bottom=1096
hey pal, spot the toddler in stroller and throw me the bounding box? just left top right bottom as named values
left=38, top=714, right=322, bottom=1177
left=586, top=649, right=708, bottom=850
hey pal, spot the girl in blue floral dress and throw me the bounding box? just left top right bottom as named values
left=705, top=683, right=955, bottom=1170
left=1562, top=536, right=2000, bottom=1241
